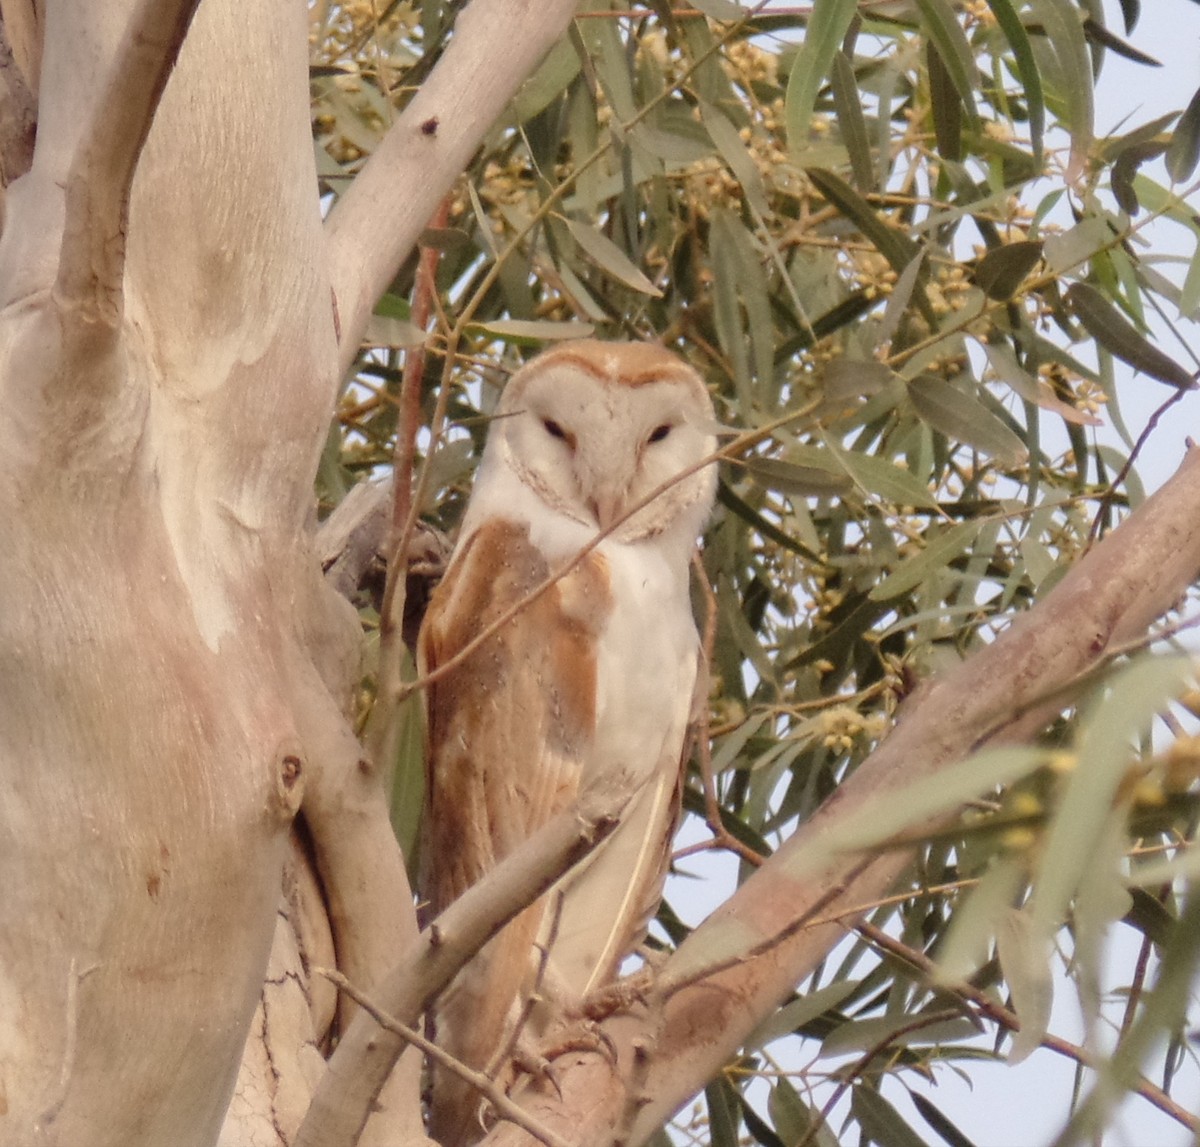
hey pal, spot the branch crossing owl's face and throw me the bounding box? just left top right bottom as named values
left=491, top=340, right=717, bottom=544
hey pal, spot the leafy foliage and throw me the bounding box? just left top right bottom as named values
left=312, top=2, right=1200, bottom=1143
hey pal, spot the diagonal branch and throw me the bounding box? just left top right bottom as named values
left=294, top=789, right=624, bottom=1147
left=53, top=0, right=201, bottom=349
left=324, top=0, right=578, bottom=382
left=482, top=445, right=1200, bottom=1147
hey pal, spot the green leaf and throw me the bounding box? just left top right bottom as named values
left=1081, top=16, right=1161, bottom=66
left=927, top=38, right=963, bottom=162
left=705, top=1079, right=741, bottom=1147
left=935, top=854, right=1028, bottom=983
left=829, top=443, right=940, bottom=510
left=1042, top=216, right=1113, bottom=274
left=1167, top=84, right=1200, bottom=184
left=511, top=36, right=582, bottom=123
left=869, top=520, right=983, bottom=601
left=746, top=979, right=862, bottom=1049
left=831, top=50, right=875, bottom=190
left=702, top=101, right=769, bottom=218
left=785, top=0, right=860, bottom=156
left=364, top=314, right=426, bottom=348
left=973, top=241, right=1043, bottom=300
left=915, top=0, right=980, bottom=130
left=822, top=359, right=897, bottom=404
left=982, top=340, right=1101, bottom=426
left=563, top=218, right=663, bottom=297
left=1030, top=656, right=1194, bottom=947
left=907, top=374, right=1029, bottom=462
left=768, top=1078, right=827, bottom=1147
left=690, top=0, right=745, bottom=19
left=1066, top=282, right=1197, bottom=388
left=818, top=745, right=1047, bottom=854
left=1029, top=0, right=1094, bottom=179
left=910, top=1093, right=979, bottom=1147
left=806, top=168, right=937, bottom=328
left=984, top=0, right=1045, bottom=162
left=469, top=319, right=596, bottom=343
left=996, top=906, right=1053, bottom=1063
left=851, top=1085, right=930, bottom=1147
left=742, top=456, right=854, bottom=498
left=878, top=253, right=927, bottom=346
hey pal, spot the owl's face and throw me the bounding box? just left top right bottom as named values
left=491, top=341, right=717, bottom=543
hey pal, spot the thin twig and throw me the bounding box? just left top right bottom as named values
left=1087, top=387, right=1189, bottom=546
left=854, top=921, right=1199, bottom=1134
left=320, top=968, right=573, bottom=1147
left=689, top=549, right=769, bottom=868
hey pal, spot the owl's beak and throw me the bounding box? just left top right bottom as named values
left=587, top=489, right=627, bottom=531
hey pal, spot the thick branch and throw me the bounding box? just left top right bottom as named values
left=324, top=0, right=577, bottom=381
left=0, top=11, right=37, bottom=191
left=53, top=0, right=200, bottom=344
left=294, top=791, right=622, bottom=1147
left=486, top=445, right=1200, bottom=1146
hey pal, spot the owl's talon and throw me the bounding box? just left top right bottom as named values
left=580, top=968, right=654, bottom=1022
left=510, top=1046, right=563, bottom=1100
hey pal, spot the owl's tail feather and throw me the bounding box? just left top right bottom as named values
left=427, top=901, right=544, bottom=1147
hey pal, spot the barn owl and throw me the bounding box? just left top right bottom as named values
left=418, top=340, right=717, bottom=1146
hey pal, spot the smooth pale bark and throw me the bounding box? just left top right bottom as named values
left=0, top=0, right=585, bottom=1143
left=482, top=446, right=1200, bottom=1147
left=325, top=0, right=580, bottom=381
left=0, top=0, right=339, bottom=1141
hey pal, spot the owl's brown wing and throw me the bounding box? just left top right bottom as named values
left=418, top=516, right=612, bottom=1147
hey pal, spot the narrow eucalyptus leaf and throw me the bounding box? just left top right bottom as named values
left=823, top=359, right=897, bottom=402
left=851, top=1085, right=931, bottom=1147
left=564, top=219, right=663, bottom=297
left=973, top=240, right=1043, bottom=300
left=927, top=38, right=963, bottom=162
left=878, top=252, right=926, bottom=345
left=1167, top=84, right=1200, bottom=184
left=742, top=457, right=853, bottom=497
left=1031, top=656, right=1194, bottom=948
left=691, top=0, right=745, bottom=18
left=915, top=0, right=980, bottom=126
left=470, top=320, right=596, bottom=343
left=997, top=907, right=1053, bottom=1064
left=869, top=520, right=982, bottom=601
left=984, top=0, right=1045, bottom=161
left=910, top=1093, right=979, bottom=1147
left=831, top=50, right=875, bottom=190
left=1030, top=0, right=1094, bottom=177
left=832, top=445, right=940, bottom=510
left=1080, top=16, right=1160, bottom=66
left=1067, top=282, right=1197, bottom=388
left=701, top=102, right=770, bottom=217
left=785, top=0, right=861, bottom=155
left=907, top=374, right=1029, bottom=462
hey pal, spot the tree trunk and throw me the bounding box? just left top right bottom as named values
left=0, top=0, right=348, bottom=1140
left=0, top=0, right=582, bottom=1142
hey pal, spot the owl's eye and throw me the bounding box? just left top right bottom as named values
left=543, top=418, right=568, bottom=441
left=647, top=424, right=673, bottom=444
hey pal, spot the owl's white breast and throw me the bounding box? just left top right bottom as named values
left=458, top=446, right=701, bottom=784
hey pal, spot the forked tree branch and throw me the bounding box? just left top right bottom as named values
left=294, top=790, right=623, bottom=1147
left=324, top=0, right=578, bottom=381
left=52, top=0, right=200, bottom=349
left=51, top=0, right=196, bottom=351
left=482, top=445, right=1200, bottom=1147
